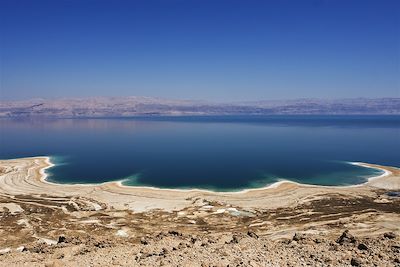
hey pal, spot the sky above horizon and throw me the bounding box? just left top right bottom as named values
left=1, top=0, right=399, bottom=101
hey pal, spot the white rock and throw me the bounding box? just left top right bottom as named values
left=0, top=248, right=11, bottom=254
left=214, top=209, right=226, bottom=214
left=116, top=230, right=129, bottom=237
left=92, top=203, right=102, bottom=211
left=16, top=246, right=25, bottom=252
left=39, top=238, right=57, bottom=245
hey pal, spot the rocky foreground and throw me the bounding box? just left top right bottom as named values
left=0, top=191, right=399, bottom=266
left=1, top=228, right=400, bottom=267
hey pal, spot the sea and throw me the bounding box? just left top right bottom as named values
left=0, top=115, right=399, bottom=191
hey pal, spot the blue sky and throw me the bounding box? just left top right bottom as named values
left=1, top=0, right=399, bottom=101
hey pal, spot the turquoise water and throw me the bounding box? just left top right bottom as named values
left=0, top=116, right=398, bottom=191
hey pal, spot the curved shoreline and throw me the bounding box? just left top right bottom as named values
left=350, top=161, right=392, bottom=181
left=1, top=158, right=400, bottom=266
left=42, top=156, right=394, bottom=194
left=1, top=156, right=399, bottom=212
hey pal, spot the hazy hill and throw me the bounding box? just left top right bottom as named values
left=0, top=97, right=399, bottom=117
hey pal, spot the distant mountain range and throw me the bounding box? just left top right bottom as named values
left=0, top=97, right=399, bottom=117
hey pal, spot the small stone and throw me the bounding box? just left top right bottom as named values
left=57, top=235, right=66, bottom=244
left=337, top=230, right=356, bottom=244
left=227, top=235, right=240, bottom=244
left=392, top=244, right=400, bottom=253
left=140, top=237, right=148, bottom=245
left=293, top=233, right=303, bottom=241
left=29, top=243, right=51, bottom=254
left=160, top=248, right=168, bottom=255
left=16, top=246, right=26, bottom=252
left=178, top=242, right=188, bottom=249
left=358, top=243, right=368, bottom=250
left=314, top=238, right=322, bottom=244
left=247, top=231, right=259, bottom=239
left=384, top=232, right=397, bottom=239
left=351, top=257, right=362, bottom=266
left=168, top=230, right=181, bottom=236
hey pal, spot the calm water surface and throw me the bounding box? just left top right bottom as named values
left=0, top=116, right=399, bottom=191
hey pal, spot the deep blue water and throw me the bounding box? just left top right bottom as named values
left=0, top=116, right=399, bottom=191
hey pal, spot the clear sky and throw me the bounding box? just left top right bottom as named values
left=1, top=0, right=399, bottom=101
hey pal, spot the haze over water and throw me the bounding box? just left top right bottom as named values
left=0, top=115, right=399, bottom=191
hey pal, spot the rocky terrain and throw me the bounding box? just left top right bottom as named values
left=0, top=97, right=399, bottom=117
left=0, top=192, right=399, bottom=266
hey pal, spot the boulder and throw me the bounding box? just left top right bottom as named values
left=337, top=230, right=356, bottom=244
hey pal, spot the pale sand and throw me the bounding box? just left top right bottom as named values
left=0, top=156, right=399, bottom=212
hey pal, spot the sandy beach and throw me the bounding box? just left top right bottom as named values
left=0, top=156, right=399, bottom=266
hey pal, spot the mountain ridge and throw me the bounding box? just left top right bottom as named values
left=0, top=97, right=399, bottom=117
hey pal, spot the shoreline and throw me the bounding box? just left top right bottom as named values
left=39, top=156, right=396, bottom=194
left=1, top=156, right=399, bottom=212
left=1, top=156, right=399, bottom=266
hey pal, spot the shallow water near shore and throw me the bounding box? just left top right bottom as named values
left=0, top=115, right=399, bottom=191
